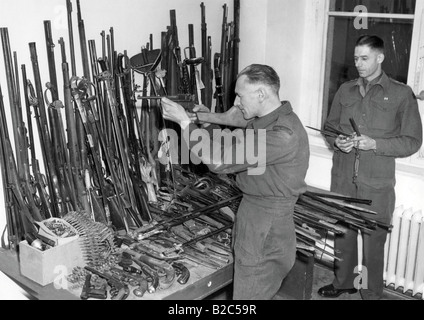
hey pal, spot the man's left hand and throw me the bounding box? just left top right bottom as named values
left=352, top=135, right=377, bottom=151
left=161, top=97, right=191, bottom=129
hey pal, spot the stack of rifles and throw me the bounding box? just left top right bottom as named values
left=0, top=0, right=390, bottom=288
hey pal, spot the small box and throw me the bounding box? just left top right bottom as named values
left=19, top=238, right=85, bottom=286
left=35, top=218, right=79, bottom=246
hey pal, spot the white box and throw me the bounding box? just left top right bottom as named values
left=19, top=238, right=85, bottom=286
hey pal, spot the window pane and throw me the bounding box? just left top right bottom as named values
left=330, top=0, right=416, bottom=14
left=322, top=17, right=414, bottom=120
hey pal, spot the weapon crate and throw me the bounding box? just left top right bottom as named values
left=19, top=237, right=85, bottom=286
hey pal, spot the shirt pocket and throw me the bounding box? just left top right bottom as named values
left=340, top=100, right=357, bottom=128
left=369, top=98, right=398, bottom=130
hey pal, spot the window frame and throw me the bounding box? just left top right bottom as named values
left=304, top=0, right=424, bottom=172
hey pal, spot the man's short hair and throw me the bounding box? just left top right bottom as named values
left=237, top=64, right=280, bottom=94
left=356, top=35, right=385, bottom=54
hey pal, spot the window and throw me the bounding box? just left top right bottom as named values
left=322, top=0, right=417, bottom=123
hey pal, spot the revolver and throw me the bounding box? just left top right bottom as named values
left=172, top=262, right=190, bottom=285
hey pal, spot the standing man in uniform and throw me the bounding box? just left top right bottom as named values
left=318, top=35, right=423, bottom=300
left=161, top=64, right=310, bottom=300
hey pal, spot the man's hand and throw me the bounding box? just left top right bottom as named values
left=335, top=135, right=355, bottom=153
left=161, top=97, right=191, bottom=129
left=352, top=135, right=377, bottom=151
left=188, top=104, right=210, bottom=124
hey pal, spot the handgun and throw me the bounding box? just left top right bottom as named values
left=172, top=262, right=190, bottom=285
left=80, top=274, right=107, bottom=300
left=84, top=266, right=129, bottom=300
left=137, top=94, right=197, bottom=112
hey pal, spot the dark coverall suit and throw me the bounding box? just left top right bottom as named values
left=187, top=101, right=310, bottom=299
left=324, top=72, right=423, bottom=299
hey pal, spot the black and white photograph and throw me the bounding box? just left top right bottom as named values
left=0, top=0, right=423, bottom=308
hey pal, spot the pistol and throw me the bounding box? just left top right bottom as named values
left=172, top=262, right=190, bottom=285
left=137, top=94, right=197, bottom=112
left=84, top=266, right=129, bottom=300
left=80, top=274, right=107, bottom=300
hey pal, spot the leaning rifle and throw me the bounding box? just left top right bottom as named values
left=44, top=20, right=76, bottom=213
left=29, top=41, right=64, bottom=218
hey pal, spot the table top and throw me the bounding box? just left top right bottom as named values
left=0, top=247, right=233, bottom=300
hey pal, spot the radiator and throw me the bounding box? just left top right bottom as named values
left=383, top=205, right=424, bottom=299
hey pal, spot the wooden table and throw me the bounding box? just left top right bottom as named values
left=0, top=247, right=233, bottom=300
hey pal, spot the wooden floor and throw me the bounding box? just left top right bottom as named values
left=206, top=262, right=418, bottom=300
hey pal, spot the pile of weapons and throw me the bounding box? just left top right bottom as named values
left=64, top=167, right=241, bottom=299
left=295, top=191, right=392, bottom=261
left=0, top=0, right=240, bottom=254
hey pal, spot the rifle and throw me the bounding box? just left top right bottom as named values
left=0, top=28, right=20, bottom=171
left=200, top=2, right=213, bottom=108
left=132, top=48, right=161, bottom=204
left=22, top=68, right=52, bottom=220
left=226, top=22, right=236, bottom=109
left=0, top=84, right=38, bottom=236
left=29, top=42, right=64, bottom=218
left=76, top=0, right=91, bottom=81
left=66, top=1, right=87, bottom=210
left=186, top=24, right=196, bottom=96
left=58, top=38, right=90, bottom=214
left=219, top=4, right=228, bottom=112
left=0, top=41, right=24, bottom=249
left=1, top=29, right=45, bottom=223
left=66, top=0, right=77, bottom=76
left=70, top=76, right=129, bottom=230
left=88, top=39, right=105, bottom=134
left=44, top=20, right=76, bottom=213
left=0, top=132, right=17, bottom=250
left=75, top=0, right=90, bottom=185
left=185, top=25, right=204, bottom=105
left=167, top=10, right=180, bottom=95
left=92, top=69, right=144, bottom=229
left=117, top=52, right=153, bottom=222
left=70, top=76, right=110, bottom=225
left=137, top=194, right=242, bottom=237
left=233, top=0, right=241, bottom=91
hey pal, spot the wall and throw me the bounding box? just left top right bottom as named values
left=0, top=0, right=233, bottom=240
left=239, top=0, right=307, bottom=116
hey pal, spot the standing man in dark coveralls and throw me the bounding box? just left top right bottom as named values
left=161, top=64, right=310, bottom=300
left=318, top=35, right=423, bottom=300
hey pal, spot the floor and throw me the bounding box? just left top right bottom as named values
left=205, top=262, right=419, bottom=300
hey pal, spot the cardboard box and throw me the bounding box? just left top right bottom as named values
left=19, top=238, right=85, bottom=286
left=35, top=218, right=79, bottom=246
